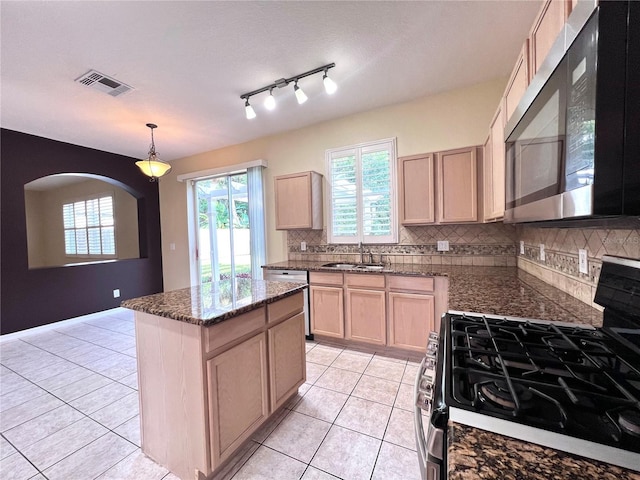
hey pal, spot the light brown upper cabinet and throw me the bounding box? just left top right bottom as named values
left=274, top=171, right=323, bottom=230
left=529, top=0, right=572, bottom=79
left=504, top=40, right=530, bottom=123
left=436, top=147, right=479, bottom=223
left=398, top=154, right=435, bottom=225
left=484, top=105, right=506, bottom=222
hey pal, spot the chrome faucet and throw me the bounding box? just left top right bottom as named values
left=359, top=242, right=364, bottom=264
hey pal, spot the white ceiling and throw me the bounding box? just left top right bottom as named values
left=1, top=1, right=542, bottom=162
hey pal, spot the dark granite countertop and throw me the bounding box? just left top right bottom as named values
left=121, top=279, right=307, bottom=326
left=448, top=422, right=640, bottom=480
left=263, top=261, right=603, bottom=326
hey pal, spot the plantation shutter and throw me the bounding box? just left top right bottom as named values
left=327, top=139, right=397, bottom=244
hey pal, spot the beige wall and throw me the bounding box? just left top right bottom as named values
left=159, top=79, right=506, bottom=291
left=25, top=178, right=140, bottom=267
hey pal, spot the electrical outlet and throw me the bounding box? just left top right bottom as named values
left=437, top=240, right=449, bottom=252
left=301, top=241, right=307, bottom=252
left=578, top=249, right=588, bottom=274
left=113, top=289, right=120, bottom=298
left=520, top=241, right=525, bottom=255
left=539, top=244, right=545, bottom=261
left=170, top=243, right=176, bottom=251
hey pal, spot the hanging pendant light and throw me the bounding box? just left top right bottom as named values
left=135, top=123, right=172, bottom=181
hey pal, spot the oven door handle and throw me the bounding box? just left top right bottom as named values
left=414, top=355, right=428, bottom=474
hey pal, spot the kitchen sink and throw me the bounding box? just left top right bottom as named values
left=322, top=262, right=385, bottom=271
left=356, top=264, right=385, bottom=271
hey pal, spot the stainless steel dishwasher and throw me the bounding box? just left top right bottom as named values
left=264, top=269, right=311, bottom=339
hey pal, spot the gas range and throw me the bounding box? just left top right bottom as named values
left=415, top=255, right=640, bottom=479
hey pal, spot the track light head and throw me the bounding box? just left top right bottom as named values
left=294, top=81, right=308, bottom=104
left=245, top=98, right=256, bottom=119
left=264, top=88, right=276, bottom=110
left=323, top=71, right=337, bottom=94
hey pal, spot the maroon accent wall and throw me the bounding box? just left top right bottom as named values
left=1, top=128, right=163, bottom=334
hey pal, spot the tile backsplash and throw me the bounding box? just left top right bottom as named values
left=516, top=225, right=640, bottom=308
left=287, top=223, right=518, bottom=266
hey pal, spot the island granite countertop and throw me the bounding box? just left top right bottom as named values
left=121, top=278, right=307, bottom=326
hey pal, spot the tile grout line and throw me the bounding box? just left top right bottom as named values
left=1, top=322, right=142, bottom=479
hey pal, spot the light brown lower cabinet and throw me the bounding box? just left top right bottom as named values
left=310, top=279, right=344, bottom=338
left=310, top=273, right=448, bottom=352
left=345, top=288, right=386, bottom=345
left=207, top=332, right=269, bottom=466
left=388, top=292, right=435, bottom=352
left=268, top=312, right=306, bottom=410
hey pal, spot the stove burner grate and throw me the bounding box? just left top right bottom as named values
left=479, top=380, right=533, bottom=410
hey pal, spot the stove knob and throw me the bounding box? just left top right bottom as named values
left=417, top=392, right=432, bottom=410
left=425, top=357, right=436, bottom=370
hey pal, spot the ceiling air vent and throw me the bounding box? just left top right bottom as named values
left=75, top=69, right=134, bottom=97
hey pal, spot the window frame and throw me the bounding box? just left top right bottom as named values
left=325, top=137, right=398, bottom=245
left=63, top=192, right=117, bottom=258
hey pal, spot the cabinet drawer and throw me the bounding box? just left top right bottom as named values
left=205, top=307, right=265, bottom=354
left=267, top=291, right=304, bottom=325
left=345, top=273, right=385, bottom=289
left=388, top=275, right=434, bottom=293
left=310, top=271, right=343, bottom=286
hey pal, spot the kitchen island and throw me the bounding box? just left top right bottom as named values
left=122, top=279, right=307, bottom=480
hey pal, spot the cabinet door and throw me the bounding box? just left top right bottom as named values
left=345, top=288, right=386, bottom=345
left=482, top=134, right=493, bottom=222
left=398, top=154, right=435, bottom=225
left=504, top=40, right=530, bottom=123
left=268, top=312, right=306, bottom=411
left=489, top=106, right=506, bottom=220
left=388, top=292, right=435, bottom=352
left=274, top=172, right=322, bottom=230
left=436, top=147, right=478, bottom=223
left=529, top=0, right=570, bottom=78
left=310, top=285, right=344, bottom=338
left=207, top=333, right=268, bottom=466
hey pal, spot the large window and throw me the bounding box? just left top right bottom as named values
left=326, top=138, right=397, bottom=244
left=63, top=195, right=115, bottom=256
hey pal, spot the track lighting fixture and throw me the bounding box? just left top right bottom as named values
left=135, top=123, right=171, bottom=181
left=245, top=99, right=256, bottom=119
left=240, top=63, right=335, bottom=119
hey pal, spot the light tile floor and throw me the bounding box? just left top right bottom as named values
left=1, top=308, right=422, bottom=480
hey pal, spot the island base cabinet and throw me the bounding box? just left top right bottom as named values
left=388, top=292, right=435, bottom=352
left=207, top=332, right=269, bottom=467
left=268, top=312, right=306, bottom=411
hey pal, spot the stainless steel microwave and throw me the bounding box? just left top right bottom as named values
left=504, top=0, right=640, bottom=224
